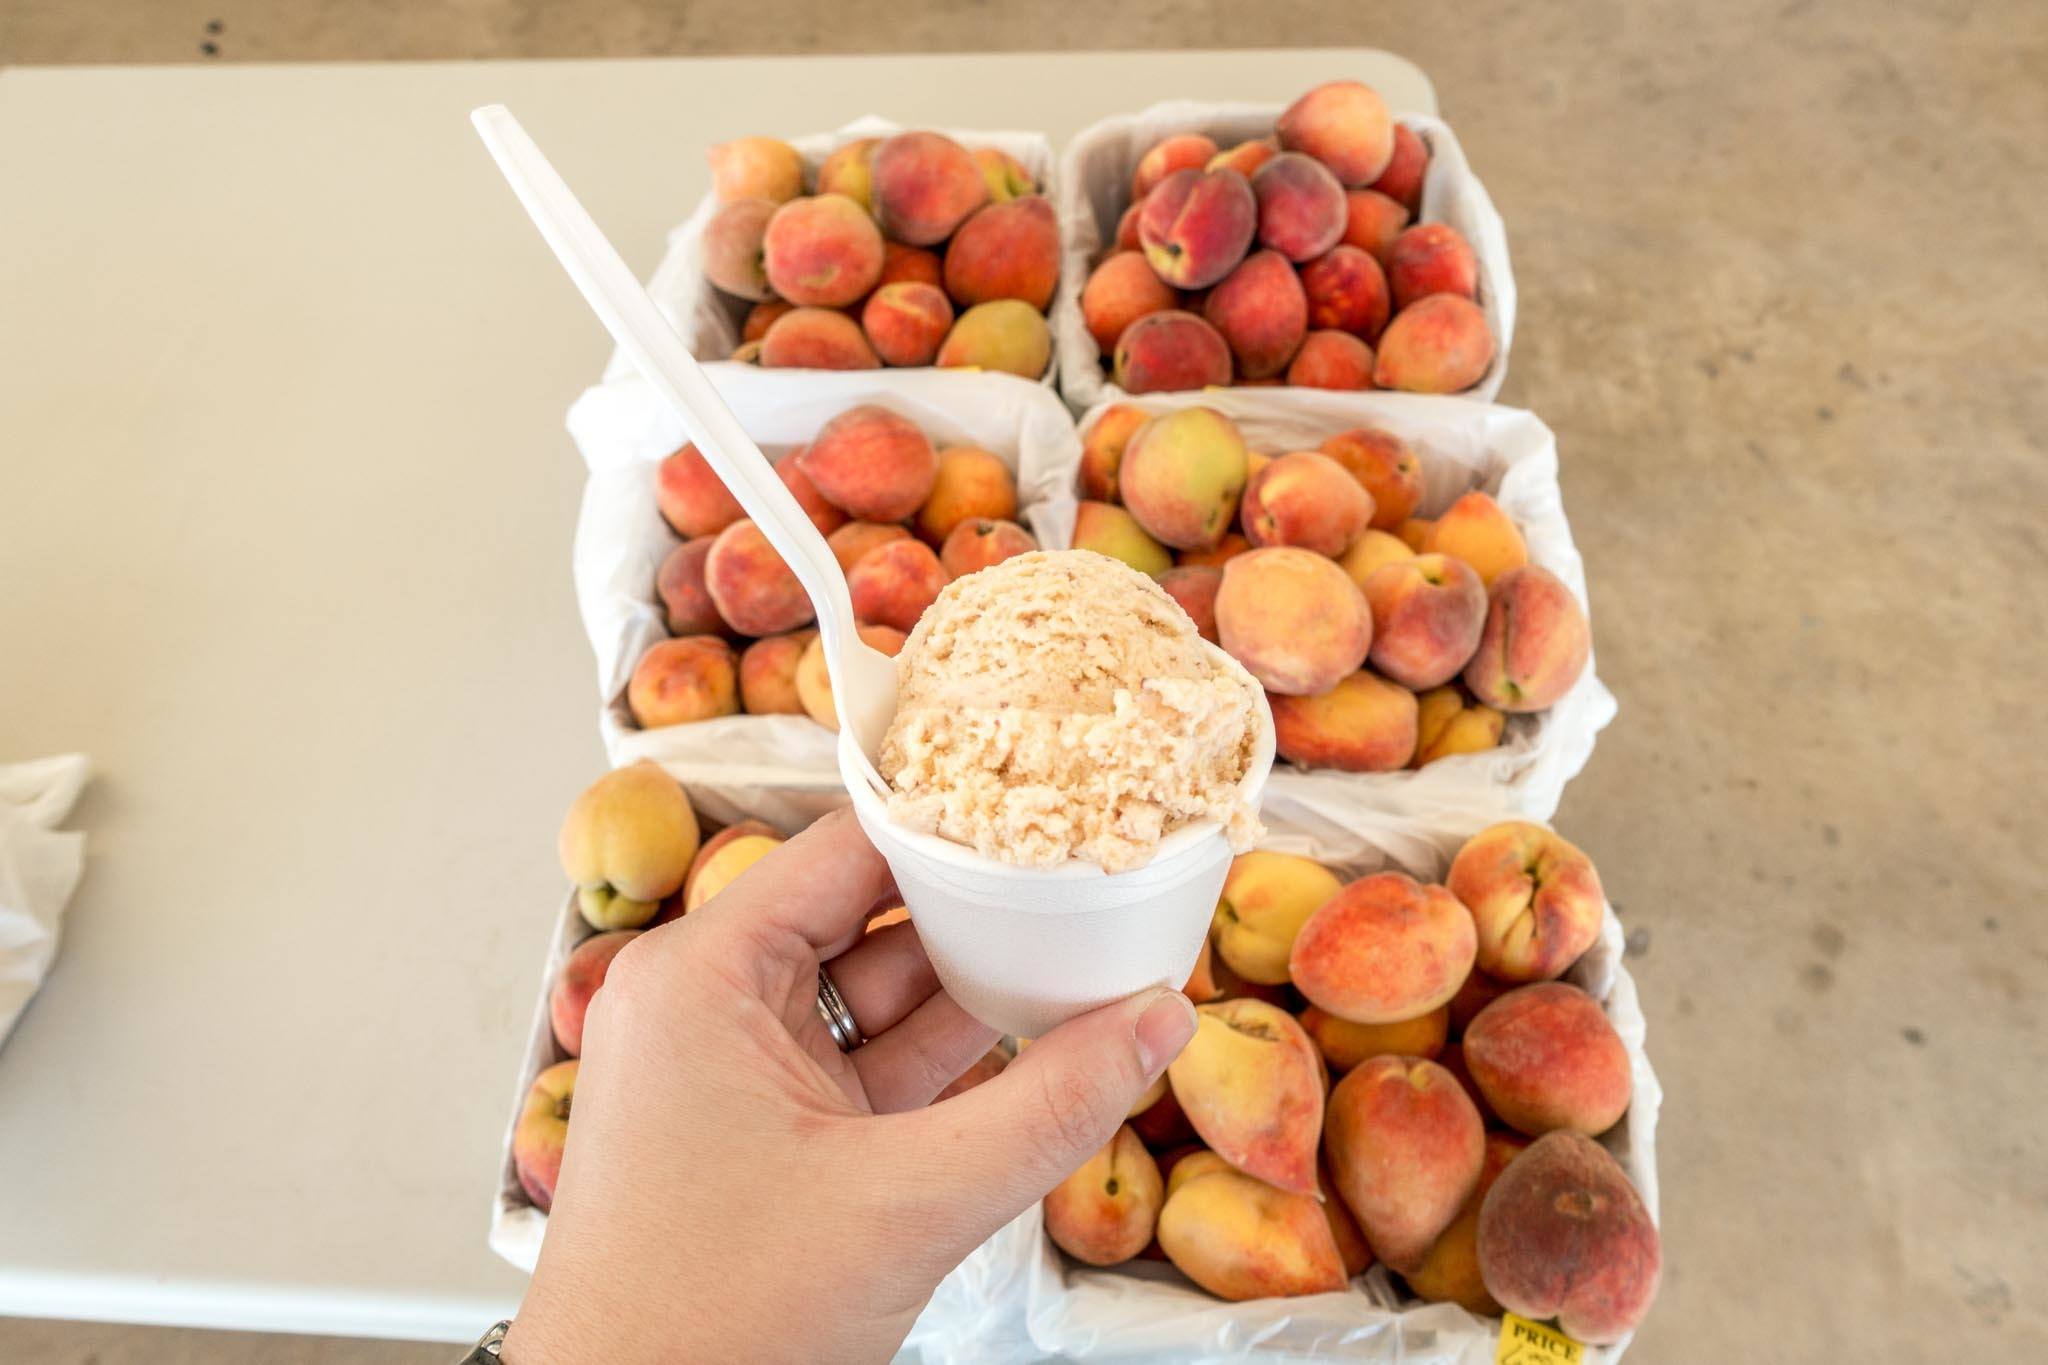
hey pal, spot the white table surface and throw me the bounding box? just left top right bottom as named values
left=0, top=50, right=1434, bottom=1344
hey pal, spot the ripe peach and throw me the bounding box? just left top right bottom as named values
left=762, top=195, right=885, bottom=308
left=972, top=145, right=1035, bottom=202
left=1213, top=851, right=1343, bottom=985
left=1044, top=1125, right=1162, bottom=1266
left=1449, top=821, right=1604, bottom=982
left=1130, top=1085, right=1197, bottom=1149
left=826, top=521, right=911, bottom=576
left=943, top=196, right=1060, bottom=311
left=741, top=299, right=795, bottom=343
left=935, top=299, right=1052, bottom=378
left=736, top=632, right=813, bottom=715
left=1413, top=686, right=1506, bottom=766
left=701, top=198, right=778, bottom=301
left=1201, top=249, right=1308, bottom=379
left=1466, top=983, right=1632, bottom=1138
left=1387, top=223, right=1478, bottom=309
left=775, top=452, right=846, bottom=536
left=1208, top=138, right=1278, bottom=178
left=627, top=636, right=740, bottom=730
left=1424, top=490, right=1526, bottom=586
left=707, top=136, right=803, bottom=204
left=877, top=240, right=943, bottom=289
left=871, top=130, right=988, bottom=246
left=655, top=537, right=725, bottom=636
left=1299, top=1004, right=1449, bottom=1073
left=1158, top=1167, right=1348, bottom=1299
left=558, top=761, right=700, bottom=929
left=800, top=405, right=939, bottom=522
left=1362, top=553, right=1487, bottom=689
left=1341, top=189, right=1411, bottom=266
left=1251, top=152, right=1348, bottom=262
left=860, top=282, right=953, bottom=367
left=1132, top=133, right=1219, bottom=199
left=1081, top=251, right=1180, bottom=354
left=1285, top=330, right=1376, bottom=389
left=916, top=446, right=1017, bottom=545
left=1139, top=168, right=1258, bottom=290
left=1162, top=1148, right=1234, bottom=1200
left=1269, top=670, right=1417, bottom=772
left=1374, top=294, right=1494, bottom=393
left=758, top=307, right=880, bottom=369
left=794, top=626, right=904, bottom=730
left=1290, top=872, right=1477, bottom=1024
left=683, top=824, right=784, bottom=913
left=704, top=520, right=814, bottom=636
left=1215, top=548, right=1372, bottom=695
left=1300, top=245, right=1391, bottom=341
left=939, top=518, right=1037, bottom=577
left=550, top=930, right=637, bottom=1057
left=1079, top=403, right=1149, bottom=502
left=1178, top=532, right=1251, bottom=569
left=1324, top=1055, right=1484, bottom=1273
left=1112, top=309, right=1233, bottom=393
left=1338, top=529, right=1414, bottom=590
left=1322, top=428, right=1422, bottom=530
left=1241, top=450, right=1374, bottom=557
left=513, top=1059, right=578, bottom=1212
left=1277, top=80, right=1395, bottom=186
left=1118, top=405, right=1249, bottom=551
left=1181, top=936, right=1224, bottom=1005
left=1370, top=123, right=1428, bottom=211
left=1072, top=501, right=1171, bottom=576
left=848, top=538, right=946, bottom=633
left=1404, top=1130, right=1528, bottom=1313
left=1166, top=998, right=1325, bottom=1196
left=1464, top=566, right=1591, bottom=712
left=815, top=136, right=878, bottom=210
left=1397, top=518, right=1434, bottom=552
left=1157, top=565, right=1222, bottom=643
left=655, top=443, right=744, bottom=539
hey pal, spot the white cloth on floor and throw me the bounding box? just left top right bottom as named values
left=0, top=754, right=91, bottom=1046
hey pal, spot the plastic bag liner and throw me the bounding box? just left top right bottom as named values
left=565, top=364, right=1084, bottom=787
left=1075, top=389, right=1616, bottom=836
left=1053, top=103, right=1513, bottom=411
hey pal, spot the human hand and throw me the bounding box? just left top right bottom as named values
left=503, top=809, right=1199, bottom=1365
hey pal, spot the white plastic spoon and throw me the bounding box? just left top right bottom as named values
left=471, top=104, right=896, bottom=793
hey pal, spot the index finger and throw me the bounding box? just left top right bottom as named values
left=692, top=807, right=895, bottom=953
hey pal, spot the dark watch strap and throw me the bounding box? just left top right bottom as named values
left=458, top=1320, right=512, bottom=1361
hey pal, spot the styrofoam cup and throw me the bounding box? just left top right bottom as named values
left=840, top=650, right=1275, bottom=1038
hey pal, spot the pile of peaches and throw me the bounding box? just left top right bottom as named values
left=699, top=130, right=1056, bottom=377
left=1046, top=821, right=1659, bottom=1344
left=1080, top=80, right=1494, bottom=394
left=629, top=404, right=1039, bottom=733
left=1070, top=404, right=1590, bottom=772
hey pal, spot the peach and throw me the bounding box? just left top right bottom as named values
left=656, top=442, right=744, bottom=539
left=1166, top=998, right=1325, bottom=1196
left=1370, top=123, right=1428, bottom=210
left=972, top=145, right=1035, bottom=202
left=1449, top=969, right=1514, bottom=1037
left=737, top=631, right=814, bottom=715
left=1208, top=138, right=1278, bottom=178
left=707, top=136, right=803, bottom=204
left=559, top=761, right=700, bottom=929
left=1321, top=1164, right=1376, bottom=1277
left=627, top=636, right=740, bottom=731
left=1423, top=490, right=1527, bottom=586
left=1373, top=294, right=1494, bottom=393
left=1285, top=330, right=1376, bottom=390
left=1270, top=669, right=1418, bottom=772
left=1215, top=548, right=1372, bottom=695
left=1043, top=1125, right=1162, bottom=1266
left=877, top=241, right=943, bottom=289
left=871, top=130, right=988, bottom=246
left=1213, top=851, right=1343, bottom=985
left=1241, top=451, right=1374, bottom=557
left=1157, top=1167, right=1348, bottom=1300
left=1163, top=1148, right=1234, bottom=1200
left=1177, top=532, right=1250, bottom=569
left=1112, top=309, right=1233, bottom=393
left=800, top=405, right=939, bottom=522
left=704, top=519, right=815, bottom=636
left=762, top=195, right=885, bottom=308
left=1290, top=872, right=1477, bottom=1024
left=1362, top=554, right=1487, bottom=690
left=1341, top=189, right=1412, bottom=266
left=1118, top=406, right=1249, bottom=551
left=742, top=298, right=796, bottom=343
left=1277, top=80, right=1395, bottom=186
left=939, top=518, right=1037, bottom=577
left=1397, top=518, right=1434, bottom=551
left=826, top=521, right=911, bottom=576
left=1106, top=203, right=1141, bottom=253
left=1201, top=249, right=1308, bottom=380
left=1251, top=152, right=1347, bottom=262
left=860, top=282, right=953, bottom=367
left=683, top=825, right=785, bottom=914
left=1339, top=529, right=1414, bottom=591
left=1404, top=1130, right=1528, bottom=1313
left=1413, top=686, right=1506, bottom=765
left=1321, top=428, right=1422, bottom=530
left=795, top=626, right=905, bottom=730
left=774, top=452, right=846, bottom=536
left=1300, top=245, right=1390, bottom=341
left=655, top=537, right=725, bottom=637
left=1132, top=133, right=1219, bottom=200
left=700, top=198, right=777, bottom=300
left=1181, top=935, right=1223, bottom=1004
left=1323, top=1054, right=1484, bottom=1273
left=1130, top=1084, right=1197, bottom=1149
left=1477, top=1131, right=1661, bottom=1343
left=933, top=1044, right=1008, bottom=1102
left=513, top=1059, right=578, bottom=1212
left=1081, top=251, right=1180, bottom=355
left=916, top=447, right=1017, bottom=545
left=815, top=136, right=878, bottom=210
left=848, top=538, right=947, bottom=633
left=729, top=340, right=763, bottom=364
left=1079, top=403, right=1149, bottom=502
left=759, top=307, right=880, bottom=369
left=1449, top=821, right=1604, bottom=983
left=1139, top=168, right=1258, bottom=290
left=1465, top=984, right=1632, bottom=1137
left=1128, top=1073, right=1169, bottom=1120
left=1387, top=223, right=1478, bottom=309
left=1071, top=501, right=1171, bottom=577
left=935, top=299, right=1052, bottom=378
left=1298, top=1004, right=1449, bottom=1072
left=1464, top=566, right=1591, bottom=712
left=1157, top=565, right=1222, bottom=642
left=550, top=930, right=637, bottom=1057
left=943, top=196, right=1060, bottom=311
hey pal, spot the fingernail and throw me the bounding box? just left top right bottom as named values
left=1134, top=990, right=1198, bottom=1075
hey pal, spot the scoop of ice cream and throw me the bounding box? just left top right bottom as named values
left=879, top=549, right=1264, bottom=872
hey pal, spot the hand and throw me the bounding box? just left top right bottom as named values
left=503, top=809, right=1198, bottom=1365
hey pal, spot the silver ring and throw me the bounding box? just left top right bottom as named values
left=816, top=967, right=864, bottom=1053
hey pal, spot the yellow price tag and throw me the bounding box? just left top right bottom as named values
left=1497, top=1313, right=1585, bottom=1364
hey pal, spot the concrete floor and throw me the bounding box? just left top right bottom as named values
left=4, top=1, right=2045, bottom=1362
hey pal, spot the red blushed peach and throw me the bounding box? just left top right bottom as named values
left=655, top=537, right=726, bottom=636
left=871, top=130, right=988, bottom=246
left=1130, top=1085, right=1197, bottom=1149
left=1251, top=152, right=1348, bottom=262
left=1082, top=252, right=1180, bottom=355
left=774, top=452, right=846, bottom=536
left=1387, top=223, right=1479, bottom=309
left=815, top=136, right=878, bottom=210
left=628, top=636, right=739, bottom=728
left=550, top=930, right=637, bottom=1056
left=848, top=538, right=947, bottom=634
left=1270, top=670, right=1419, bottom=772
left=877, top=241, right=943, bottom=289
left=1044, top=1125, right=1163, bottom=1266
left=1403, top=1130, right=1527, bottom=1314
left=513, top=1059, right=578, bottom=1212
left=1463, top=566, right=1591, bottom=712
left=860, top=282, right=952, bottom=367
left=1158, top=565, right=1223, bottom=642
left=1072, top=501, right=1171, bottom=576
left=916, top=446, right=1017, bottom=545
left=1167, top=999, right=1326, bottom=1197
left=1209, top=138, right=1278, bottom=178
left=737, top=631, right=813, bottom=715
left=1241, top=450, right=1374, bottom=557
left=939, top=518, right=1037, bottom=578
left=758, top=307, right=880, bottom=369
left=762, top=195, right=885, bottom=308
left=1177, top=532, right=1250, bottom=569
left=1369, top=124, right=1429, bottom=212
left=1202, top=250, right=1308, bottom=380
left=1323, top=1055, right=1485, bottom=1274
left=1300, top=245, right=1391, bottom=341
left=1424, top=490, right=1527, bottom=586
left=1363, top=554, right=1488, bottom=690
left=972, top=146, right=1035, bottom=202
left=1341, top=189, right=1412, bottom=266
left=943, top=196, right=1060, bottom=311
left=826, top=520, right=910, bottom=575
left=1113, top=309, right=1234, bottom=393
left=656, top=442, right=744, bottom=539
left=1465, top=983, right=1633, bottom=1138
left=707, top=137, right=803, bottom=204
left=700, top=197, right=777, bottom=300
left=1290, top=872, right=1478, bottom=1025
left=1079, top=403, right=1149, bottom=503
left=1278, top=80, right=1396, bottom=186
left=704, top=519, right=815, bottom=636
left=1320, top=428, right=1423, bottom=530
left=1139, top=168, right=1258, bottom=290
left=935, top=300, right=1052, bottom=379
left=1215, top=548, right=1372, bottom=695
left=800, top=405, right=939, bottom=523
left=1132, top=132, right=1219, bottom=199
left=1374, top=294, right=1494, bottom=393
left=1285, top=330, right=1376, bottom=390
left=1449, top=821, right=1605, bottom=983
left=1119, top=405, right=1250, bottom=551
left=742, top=298, right=795, bottom=343
left=1114, top=202, right=1144, bottom=252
